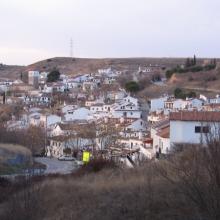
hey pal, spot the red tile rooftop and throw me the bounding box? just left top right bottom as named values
left=170, top=111, right=220, bottom=122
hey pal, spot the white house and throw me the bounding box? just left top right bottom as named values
left=64, top=107, right=91, bottom=121
left=186, top=98, right=204, bottom=109
left=90, top=103, right=105, bottom=113
left=164, top=98, right=204, bottom=112
left=66, top=80, right=81, bottom=89
left=151, top=119, right=170, bottom=156
left=50, top=122, right=90, bottom=137
left=52, top=83, right=66, bottom=92
left=148, top=110, right=167, bottom=124
left=150, top=96, right=168, bottom=112
left=62, top=105, right=78, bottom=114
left=123, top=95, right=139, bottom=106
left=125, top=119, right=147, bottom=132
left=170, top=111, right=220, bottom=146
left=112, top=102, right=142, bottom=119
left=164, top=98, right=187, bottom=111
left=209, top=95, right=220, bottom=104
left=98, top=68, right=112, bottom=75
left=43, top=84, right=53, bottom=93
left=40, top=114, right=62, bottom=127
left=47, top=135, right=93, bottom=158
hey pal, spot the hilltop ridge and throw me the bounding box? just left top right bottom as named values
left=0, top=57, right=192, bottom=79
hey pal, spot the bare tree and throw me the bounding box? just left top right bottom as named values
left=156, top=137, right=220, bottom=220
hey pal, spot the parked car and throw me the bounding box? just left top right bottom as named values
left=58, top=156, right=76, bottom=161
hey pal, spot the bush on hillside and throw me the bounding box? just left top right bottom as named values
left=79, top=158, right=117, bottom=174
left=125, top=81, right=140, bottom=93
left=166, top=63, right=216, bottom=79
left=47, top=69, right=60, bottom=82
left=174, top=88, right=196, bottom=99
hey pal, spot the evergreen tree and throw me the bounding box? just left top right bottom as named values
left=193, top=55, right=197, bottom=66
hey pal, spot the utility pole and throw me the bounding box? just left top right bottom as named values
left=70, top=38, right=73, bottom=58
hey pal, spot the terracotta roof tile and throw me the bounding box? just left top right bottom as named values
left=170, top=111, right=220, bottom=122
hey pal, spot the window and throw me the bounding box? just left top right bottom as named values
left=195, top=126, right=209, bottom=133
left=195, top=126, right=201, bottom=133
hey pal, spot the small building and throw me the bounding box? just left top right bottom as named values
left=28, top=71, right=40, bottom=89
left=170, top=111, right=220, bottom=146
left=151, top=119, right=170, bottom=156
left=150, top=96, right=168, bottom=112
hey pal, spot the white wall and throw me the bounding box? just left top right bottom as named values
left=170, top=121, right=220, bottom=146
left=112, top=110, right=141, bottom=119
left=150, top=97, right=168, bottom=112
left=158, top=137, right=170, bottom=154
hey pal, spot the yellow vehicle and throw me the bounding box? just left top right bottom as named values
left=82, top=151, right=91, bottom=163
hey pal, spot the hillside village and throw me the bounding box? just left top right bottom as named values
left=1, top=0, right=220, bottom=219
left=1, top=60, right=220, bottom=171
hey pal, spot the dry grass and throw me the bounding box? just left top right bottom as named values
left=0, top=57, right=203, bottom=79
left=0, top=65, right=24, bottom=79
left=0, top=141, right=218, bottom=220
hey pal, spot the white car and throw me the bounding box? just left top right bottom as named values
left=58, top=156, right=76, bottom=161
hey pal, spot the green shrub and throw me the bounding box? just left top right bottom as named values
left=174, top=88, right=184, bottom=98
left=47, top=70, right=60, bottom=82
left=166, top=63, right=216, bottom=79
left=174, top=88, right=196, bottom=99
left=125, top=81, right=140, bottom=93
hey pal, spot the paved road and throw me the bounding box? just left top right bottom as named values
left=34, top=157, right=77, bottom=174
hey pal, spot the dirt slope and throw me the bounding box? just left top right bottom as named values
left=0, top=57, right=188, bottom=79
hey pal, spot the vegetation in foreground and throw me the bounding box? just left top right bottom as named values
left=0, top=144, right=32, bottom=175
left=0, top=139, right=220, bottom=220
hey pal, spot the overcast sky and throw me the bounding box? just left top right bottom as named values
left=1, top=0, right=220, bottom=65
